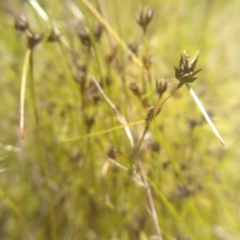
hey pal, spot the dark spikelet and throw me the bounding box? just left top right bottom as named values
left=15, top=13, right=28, bottom=32
left=156, top=78, right=168, bottom=99
left=27, top=31, right=43, bottom=49
left=174, top=51, right=202, bottom=88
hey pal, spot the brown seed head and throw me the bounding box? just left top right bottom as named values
left=146, top=139, right=160, bottom=152
left=93, top=23, right=103, bottom=42
left=27, top=31, right=43, bottom=49
left=47, top=30, right=61, bottom=42
left=146, top=106, right=155, bottom=122
left=155, top=78, right=168, bottom=99
left=142, top=54, right=152, bottom=70
left=129, top=82, right=141, bottom=96
left=136, top=7, right=153, bottom=33
left=127, top=41, right=140, bottom=56
left=15, top=14, right=28, bottom=32
left=78, top=27, right=91, bottom=47
left=174, top=51, right=202, bottom=88
left=84, top=114, right=95, bottom=132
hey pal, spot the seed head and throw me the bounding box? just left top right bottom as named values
left=27, top=31, right=43, bottom=49
left=155, top=78, right=168, bottom=99
left=84, top=114, right=95, bottom=132
left=136, top=7, right=153, bottom=33
left=78, top=23, right=103, bottom=47
left=76, top=62, right=87, bottom=87
left=78, top=27, right=91, bottom=47
left=47, top=30, right=61, bottom=42
left=93, top=23, right=103, bottom=42
left=105, top=48, right=117, bottom=63
left=129, top=82, right=141, bottom=96
left=146, top=106, right=155, bottom=122
left=142, top=54, right=152, bottom=70
left=174, top=51, right=202, bottom=88
left=146, top=139, right=160, bottom=152
left=15, top=14, right=28, bottom=32
left=127, top=41, right=140, bottom=56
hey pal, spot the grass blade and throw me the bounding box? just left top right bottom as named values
left=61, top=120, right=144, bottom=143
left=186, top=83, right=226, bottom=147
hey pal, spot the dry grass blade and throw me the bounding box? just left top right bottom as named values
left=20, top=49, right=32, bottom=139
left=93, top=78, right=134, bottom=148
left=186, top=83, right=226, bottom=147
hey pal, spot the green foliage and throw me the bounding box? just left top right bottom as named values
left=0, top=0, right=239, bottom=239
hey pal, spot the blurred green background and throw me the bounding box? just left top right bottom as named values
left=1, top=0, right=240, bottom=239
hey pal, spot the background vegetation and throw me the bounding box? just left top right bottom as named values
left=1, top=0, right=240, bottom=239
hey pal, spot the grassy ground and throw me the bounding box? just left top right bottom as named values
left=1, top=0, right=240, bottom=239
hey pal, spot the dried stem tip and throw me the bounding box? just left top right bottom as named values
left=174, top=51, right=202, bottom=88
